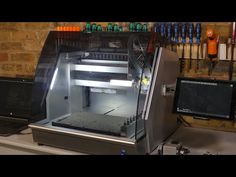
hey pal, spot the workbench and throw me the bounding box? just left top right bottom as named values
left=164, top=125, right=236, bottom=155
left=1, top=125, right=236, bottom=155
left=0, top=128, right=83, bottom=155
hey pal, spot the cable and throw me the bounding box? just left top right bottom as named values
left=177, top=115, right=192, bottom=127
left=17, top=132, right=32, bottom=135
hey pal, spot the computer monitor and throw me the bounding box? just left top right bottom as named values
left=173, top=77, right=236, bottom=120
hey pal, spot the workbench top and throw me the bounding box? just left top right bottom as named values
left=165, top=125, right=236, bottom=155
left=1, top=125, right=236, bottom=155
left=0, top=128, right=84, bottom=155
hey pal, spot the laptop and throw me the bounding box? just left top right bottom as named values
left=0, top=77, right=33, bottom=136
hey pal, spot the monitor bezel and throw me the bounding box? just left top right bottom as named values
left=173, top=77, right=236, bottom=120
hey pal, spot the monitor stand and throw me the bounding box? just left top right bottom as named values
left=193, top=116, right=210, bottom=120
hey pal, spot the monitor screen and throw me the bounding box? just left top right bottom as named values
left=173, top=77, right=236, bottom=120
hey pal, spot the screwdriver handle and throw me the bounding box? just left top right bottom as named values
left=154, top=22, right=161, bottom=33
left=167, top=22, right=172, bottom=42
left=196, top=22, right=201, bottom=44
left=181, top=22, right=187, bottom=44
left=174, top=22, right=179, bottom=44
left=160, top=22, right=166, bottom=38
left=188, top=22, right=194, bottom=44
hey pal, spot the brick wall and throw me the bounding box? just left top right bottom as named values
left=0, top=22, right=56, bottom=78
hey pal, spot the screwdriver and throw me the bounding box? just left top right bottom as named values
left=160, top=22, right=166, bottom=47
left=229, top=22, right=236, bottom=80
left=174, top=22, right=179, bottom=48
left=154, top=22, right=161, bottom=33
left=188, top=22, right=194, bottom=71
left=167, top=22, right=173, bottom=50
left=174, top=22, right=182, bottom=72
left=195, top=22, right=201, bottom=72
left=181, top=22, right=187, bottom=74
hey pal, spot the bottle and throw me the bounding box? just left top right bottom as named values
left=119, top=26, right=123, bottom=32
left=142, top=23, right=148, bottom=32
left=91, top=23, right=97, bottom=32
left=136, top=23, right=142, bottom=32
left=85, top=22, right=91, bottom=32
left=107, top=23, right=113, bottom=32
left=129, top=22, right=135, bottom=32
left=97, top=25, right=103, bottom=31
left=113, top=24, right=119, bottom=32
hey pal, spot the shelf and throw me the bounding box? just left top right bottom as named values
left=179, top=58, right=236, bottom=62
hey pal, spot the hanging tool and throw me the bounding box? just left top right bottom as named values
left=167, top=22, right=173, bottom=50
left=229, top=22, right=236, bottom=80
left=154, top=22, right=161, bottom=33
left=174, top=22, right=182, bottom=72
left=206, top=29, right=219, bottom=75
left=188, top=22, right=194, bottom=71
left=174, top=22, right=179, bottom=51
left=160, top=22, right=166, bottom=47
left=195, top=23, right=201, bottom=72
left=181, top=22, right=187, bottom=74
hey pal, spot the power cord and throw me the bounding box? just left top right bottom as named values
left=17, top=132, right=32, bottom=135
left=177, top=115, right=191, bottom=127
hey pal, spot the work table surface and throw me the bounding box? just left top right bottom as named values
left=165, top=125, right=236, bottom=155
left=1, top=126, right=236, bottom=154
left=0, top=128, right=83, bottom=155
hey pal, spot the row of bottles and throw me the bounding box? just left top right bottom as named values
left=128, top=22, right=148, bottom=32
left=83, top=22, right=148, bottom=32
left=84, top=22, right=123, bottom=32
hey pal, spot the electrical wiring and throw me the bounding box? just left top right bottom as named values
left=177, top=115, right=192, bottom=127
